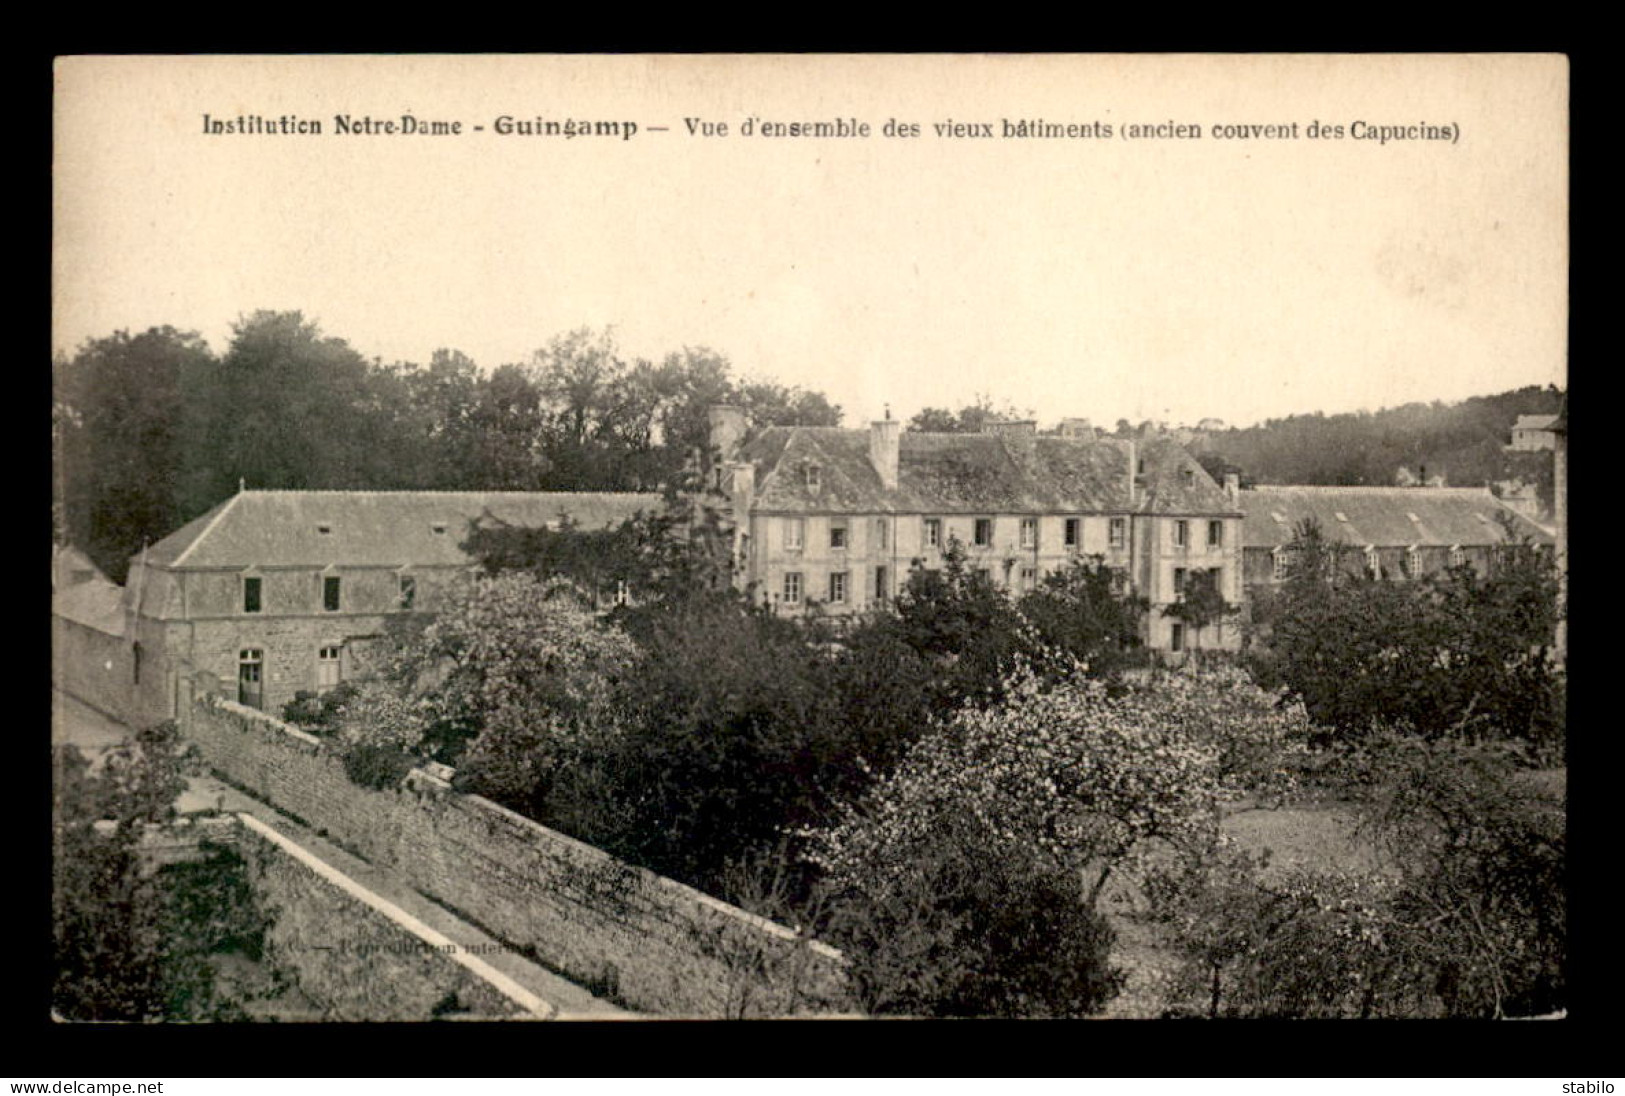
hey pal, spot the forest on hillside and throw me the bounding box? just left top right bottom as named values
left=1189, top=386, right=1564, bottom=503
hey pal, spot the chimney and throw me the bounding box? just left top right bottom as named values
left=724, top=461, right=755, bottom=515
left=870, top=418, right=901, bottom=491
left=1125, top=440, right=1137, bottom=506
left=708, top=405, right=747, bottom=465
left=1059, top=417, right=1095, bottom=440
left=1224, top=472, right=1240, bottom=503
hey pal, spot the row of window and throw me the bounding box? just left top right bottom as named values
left=1268, top=545, right=1472, bottom=581
left=781, top=567, right=890, bottom=605
left=242, top=574, right=417, bottom=614
left=781, top=515, right=1204, bottom=553
left=234, top=645, right=345, bottom=708
left=1168, top=520, right=1226, bottom=549
left=777, top=560, right=1133, bottom=606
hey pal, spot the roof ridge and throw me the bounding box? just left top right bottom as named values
left=1248, top=485, right=1491, bottom=495
left=239, top=488, right=662, bottom=496
left=169, top=492, right=244, bottom=568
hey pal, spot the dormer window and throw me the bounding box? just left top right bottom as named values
left=1182, top=468, right=1195, bottom=488
left=805, top=464, right=821, bottom=489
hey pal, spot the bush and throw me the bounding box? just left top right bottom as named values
left=1148, top=732, right=1565, bottom=1018
left=280, top=681, right=360, bottom=734
left=824, top=811, right=1122, bottom=1017
left=342, top=742, right=418, bottom=791
left=1246, top=518, right=1563, bottom=751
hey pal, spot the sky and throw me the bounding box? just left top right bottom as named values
left=53, top=55, right=1568, bottom=430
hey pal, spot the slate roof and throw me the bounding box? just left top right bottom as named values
left=53, top=575, right=127, bottom=635
left=52, top=544, right=109, bottom=591
left=143, top=490, right=665, bottom=569
left=1514, top=414, right=1560, bottom=431
left=738, top=428, right=1236, bottom=515
left=1238, top=486, right=1554, bottom=550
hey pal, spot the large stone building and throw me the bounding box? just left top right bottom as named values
left=113, top=489, right=661, bottom=719
left=1237, top=485, right=1554, bottom=594
left=706, top=407, right=1244, bottom=653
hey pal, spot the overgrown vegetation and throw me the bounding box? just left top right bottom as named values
left=52, top=724, right=278, bottom=1021
left=1148, top=735, right=1563, bottom=1018
left=1245, top=518, right=1564, bottom=758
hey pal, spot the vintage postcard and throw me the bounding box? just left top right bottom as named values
left=51, top=55, right=1567, bottom=1026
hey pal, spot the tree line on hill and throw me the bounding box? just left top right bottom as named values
left=1190, top=386, right=1564, bottom=502
left=51, top=313, right=841, bottom=582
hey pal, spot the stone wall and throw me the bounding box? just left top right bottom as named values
left=234, top=817, right=539, bottom=1021
left=183, top=697, right=851, bottom=1017
left=52, top=614, right=135, bottom=725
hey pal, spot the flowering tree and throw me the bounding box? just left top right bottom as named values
left=335, top=572, right=637, bottom=805
left=808, top=663, right=1312, bottom=912
left=802, top=662, right=1309, bottom=1016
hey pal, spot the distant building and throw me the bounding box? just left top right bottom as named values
left=707, top=407, right=1244, bottom=654
left=1238, top=485, right=1554, bottom=594
left=113, top=490, right=661, bottom=720
left=1509, top=413, right=1561, bottom=451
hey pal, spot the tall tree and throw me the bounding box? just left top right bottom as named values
left=183, top=311, right=392, bottom=508
left=54, top=327, right=212, bottom=580
left=905, top=395, right=1027, bottom=434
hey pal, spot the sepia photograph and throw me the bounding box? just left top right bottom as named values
left=50, top=54, right=1568, bottom=1025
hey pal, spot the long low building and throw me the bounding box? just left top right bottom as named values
left=1237, top=484, right=1555, bottom=589
left=107, top=489, right=663, bottom=720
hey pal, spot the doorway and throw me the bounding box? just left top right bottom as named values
left=238, top=648, right=264, bottom=709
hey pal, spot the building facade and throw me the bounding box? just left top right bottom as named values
left=1237, top=485, right=1555, bottom=595
left=117, top=490, right=661, bottom=719
left=707, top=408, right=1244, bottom=653
left=1509, top=414, right=1561, bottom=452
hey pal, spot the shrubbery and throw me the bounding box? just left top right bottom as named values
left=1246, top=518, right=1564, bottom=757
left=1147, top=733, right=1564, bottom=1018
left=53, top=728, right=273, bottom=1021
